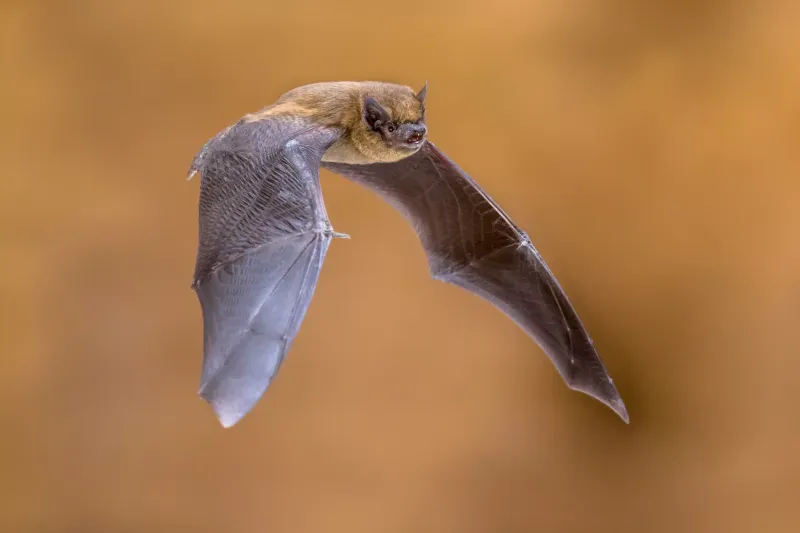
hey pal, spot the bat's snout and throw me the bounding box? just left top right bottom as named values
left=405, top=123, right=426, bottom=145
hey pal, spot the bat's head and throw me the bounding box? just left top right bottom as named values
left=353, top=83, right=427, bottom=163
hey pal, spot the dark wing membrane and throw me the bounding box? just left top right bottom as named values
left=323, top=142, right=628, bottom=422
left=190, top=117, right=341, bottom=427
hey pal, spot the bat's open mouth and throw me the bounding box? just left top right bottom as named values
left=406, top=132, right=425, bottom=146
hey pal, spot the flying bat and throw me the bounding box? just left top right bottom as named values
left=187, top=81, right=628, bottom=428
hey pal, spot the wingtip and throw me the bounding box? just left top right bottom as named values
left=605, top=376, right=630, bottom=424
left=216, top=412, right=242, bottom=429
left=571, top=380, right=630, bottom=424
left=585, top=391, right=629, bottom=424
left=609, top=396, right=630, bottom=424
left=198, top=388, right=245, bottom=429
left=592, top=379, right=630, bottom=424
left=598, top=379, right=630, bottom=424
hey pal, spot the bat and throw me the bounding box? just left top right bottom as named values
left=188, top=81, right=628, bottom=428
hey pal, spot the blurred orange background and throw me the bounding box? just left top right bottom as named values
left=3, top=1, right=800, bottom=531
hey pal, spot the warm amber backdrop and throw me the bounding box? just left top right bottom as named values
left=3, top=1, right=799, bottom=532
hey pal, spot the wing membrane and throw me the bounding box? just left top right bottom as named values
left=190, top=117, right=341, bottom=427
left=324, top=141, right=628, bottom=422
left=196, top=233, right=331, bottom=427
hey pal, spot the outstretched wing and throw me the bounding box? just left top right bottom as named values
left=323, top=141, right=628, bottom=423
left=190, top=117, right=342, bottom=428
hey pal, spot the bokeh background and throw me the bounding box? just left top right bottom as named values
left=3, top=1, right=800, bottom=531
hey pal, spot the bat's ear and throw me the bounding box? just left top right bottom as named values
left=363, top=96, right=390, bottom=130
left=415, top=81, right=428, bottom=105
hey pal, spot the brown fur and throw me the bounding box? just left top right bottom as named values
left=245, top=81, right=426, bottom=164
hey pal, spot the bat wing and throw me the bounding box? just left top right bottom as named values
left=323, top=141, right=628, bottom=423
left=189, top=117, right=343, bottom=428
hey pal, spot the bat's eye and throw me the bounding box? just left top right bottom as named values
left=387, top=125, right=395, bottom=133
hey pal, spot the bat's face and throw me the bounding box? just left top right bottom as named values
left=362, top=95, right=427, bottom=155
left=378, top=118, right=427, bottom=150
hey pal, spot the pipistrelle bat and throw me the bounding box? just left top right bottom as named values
left=187, top=81, right=628, bottom=428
